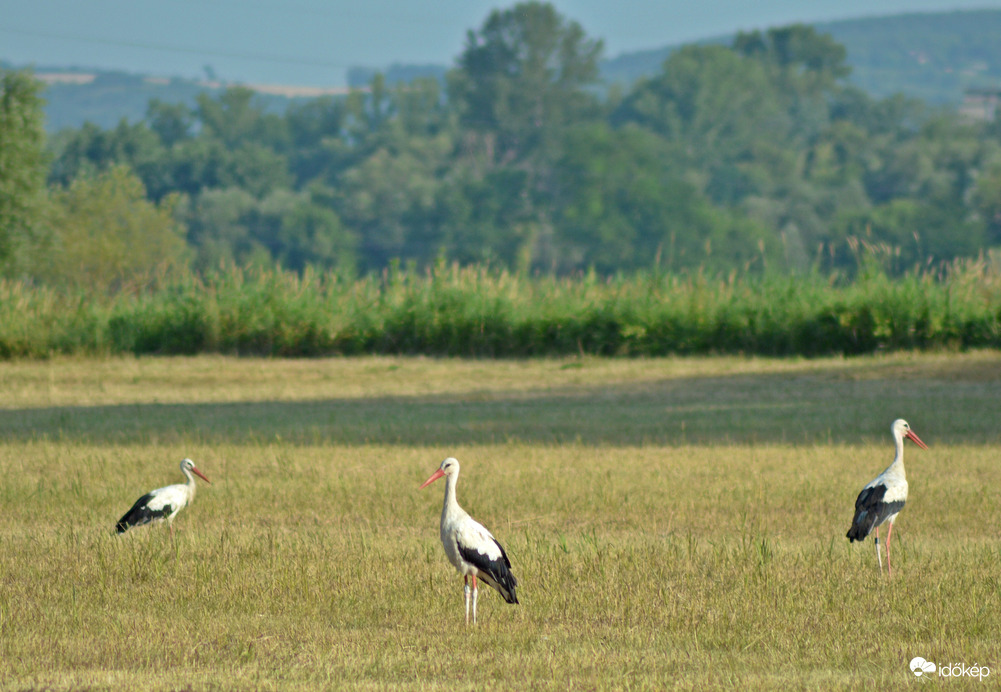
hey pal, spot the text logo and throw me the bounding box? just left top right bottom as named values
left=938, top=662, right=991, bottom=680
left=910, top=657, right=936, bottom=677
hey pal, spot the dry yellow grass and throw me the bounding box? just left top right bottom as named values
left=0, top=352, right=999, bottom=689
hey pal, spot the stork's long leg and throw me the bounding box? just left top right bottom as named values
left=874, top=526, right=883, bottom=575
left=464, top=576, right=471, bottom=624
left=886, top=521, right=896, bottom=578
left=471, top=575, right=479, bottom=625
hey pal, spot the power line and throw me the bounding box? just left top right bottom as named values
left=185, top=0, right=470, bottom=28
left=0, top=25, right=356, bottom=69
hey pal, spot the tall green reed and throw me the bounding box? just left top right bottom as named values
left=1, top=259, right=998, bottom=359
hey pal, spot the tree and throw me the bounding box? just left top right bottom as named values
left=29, top=165, right=189, bottom=291
left=285, top=96, right=349, bottom=185
left=614, top=45, right=787, bottom=178
left=830, top=198, right=987, bottom=272
left=432, top=166, right=535, bottom=269
left=334, top=135, right=451, bottom=270
left=733, top=25, right=851, bottom=145
left=555, top=123, right=781, bottom=273
left=973, top=163, right=1001, bottom=246
left=449, top=1, right=603, bottom=165
left=446, top=2, right=604, bottom=270
left=734, top=25, right=850, bottom=83
left=0, top=69, right=47, bottom=270
left=185, top=186, right=357, bottom=273
left=147, top=99, right=194, bottom=147
left=257, top=188, right=357, bottom=273
left=195, top=87, right=287, bottom=150
left=184, top=186, right=265, bottom=270
left=47, top=119, right=173, bottom=202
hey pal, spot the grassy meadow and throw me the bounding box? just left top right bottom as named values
left=1, top=352, right=999, bottom=689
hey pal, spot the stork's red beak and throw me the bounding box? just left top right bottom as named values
left=192, top=467, right=211, bottom=483
left=419, top=468, right=445, bottom=489
left=905, top=429, right=929, bottom=450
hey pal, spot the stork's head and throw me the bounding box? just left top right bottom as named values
left=892, top=419, right=928, bottom=450
left=181, top=457, right=211, bottom=483
left=419, top=457, right=459, bottom=488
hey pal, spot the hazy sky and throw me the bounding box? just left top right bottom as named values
left=2, top=0, right=1000, bottom=86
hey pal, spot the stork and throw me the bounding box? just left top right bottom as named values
left=846, top=419, right=928, bottom=576
left=116, top=458, right=210, bottom=535
left=420, top=457, right=518, bottom=624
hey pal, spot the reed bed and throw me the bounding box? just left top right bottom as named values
left=1, top=260, right=999, bottom=359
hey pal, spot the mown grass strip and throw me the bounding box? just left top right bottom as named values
left=0, top=354, right=998, bottom=689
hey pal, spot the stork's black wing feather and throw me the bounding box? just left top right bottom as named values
left=115, top=492, right=173, bottom=533
left=846, top=483, right=904, bottom=542
left=458, top=538, right=519, bottom=604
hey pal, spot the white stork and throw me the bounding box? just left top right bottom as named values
left=420, top=457, right=519, bottom=624
left=116, top=458, right=211, bottom=535
left=846, top=419, right=928, bottom=576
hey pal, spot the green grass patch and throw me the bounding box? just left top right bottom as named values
left=1, top=352, right=999, bottom=689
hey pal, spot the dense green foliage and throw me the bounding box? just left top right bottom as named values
left=0, top=70, right=47, bottom=269
left=23, top=165, right=189, bottom=291
left=3, top=1, right=1001, bottom=360
left=12, top=2, right=999, bottom=282
left=1, top=260, right=999, bottom=359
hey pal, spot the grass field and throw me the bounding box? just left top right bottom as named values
left=1, top=352, right=999, bottom=689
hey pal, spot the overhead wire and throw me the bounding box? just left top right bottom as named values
left=0, top=0, right=483, bottom=69
left=0, top=25, right=355, bottom=69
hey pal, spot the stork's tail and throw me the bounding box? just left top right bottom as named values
left=846, top=523, right=867, bottom=543
left=491, top=568, right=519, bottom=604
left=476, top=562, right=519, bottom=604
left=846, top=510, right=875, bottom=543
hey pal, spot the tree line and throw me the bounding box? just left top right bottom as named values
left=2, top=1, right=1001, bottom=291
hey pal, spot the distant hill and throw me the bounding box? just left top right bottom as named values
left=0, top=63, right=355, bottom=132
left=7, top=9, right=1001, bottom=132
left=601, top=9, right=1001, bottom=103
left=346, top=63, right=448, bottom=89
left=824, top=9, right=1001, bottom=103
left=23, top=69, right=220, bottom=131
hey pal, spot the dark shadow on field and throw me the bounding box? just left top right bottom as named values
left=1, top=369, right=996, bottom=446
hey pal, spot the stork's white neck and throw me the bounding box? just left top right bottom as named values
left=441, top=469, right=461, bottom=522
left=885, top=429, right=907, bottom=478
left=181, top=465, right=197, bottom=501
